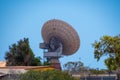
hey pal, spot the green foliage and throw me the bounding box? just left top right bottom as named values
left=64, top=61, right=107, bottom=75
left=104, top=57, right=117, bottom=70
left=64, top=61, right=84, bottom=73
left=89, top=69, right=107, bottom=74
left=31, top=57, right=42, bottom=66
left=43, top=61, right=51, bottom=66
left=92, top=35, right=120, bottom=70
left=20, top=70, right=77, bottom=80
left=5, top=38, right=41, bottom=66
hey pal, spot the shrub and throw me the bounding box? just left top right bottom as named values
left=20, top=70, right=77, bottom=80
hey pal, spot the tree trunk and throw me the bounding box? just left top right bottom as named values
left=116, top=68, right=120, bottom=80
left=116, top=73, right=120, bottom=80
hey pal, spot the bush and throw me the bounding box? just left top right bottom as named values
left=20, top=70, right=77, bottom=80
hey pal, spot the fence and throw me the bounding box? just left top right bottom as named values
left=80, top=76, right=116, bottom=80
left=1, top=74, right=120, bottom=80
left=0, top=74, right=20, bottom=80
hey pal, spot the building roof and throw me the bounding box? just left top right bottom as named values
left=0, top=61, right=55, bottom=74
left=0, top=61, right=6, bottom=67
left=0, top=66, right=55, bottom=75
left=0, top=66, right=54, bottom=70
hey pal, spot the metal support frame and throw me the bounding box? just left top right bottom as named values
left=40, top=37, right=63, bottom=70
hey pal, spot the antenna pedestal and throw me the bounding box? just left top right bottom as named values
left=44, top=51, right=62, bottom=70
left=40, top=40, right=62, bottom=70
left=49, top=58, right=61, bottom=70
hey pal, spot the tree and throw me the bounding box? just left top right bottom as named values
left=89, top=68, right=107, bottom=75
left=5, top=38, right=41, bottom=66
left=92, top=35, right=120, bottom=79
left=64, top=61, right=84, bottom=74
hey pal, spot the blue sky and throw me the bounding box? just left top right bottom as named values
left=0, top=0, right=120, bottom=69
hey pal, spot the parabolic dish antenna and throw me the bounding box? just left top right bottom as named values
left=40, top=19, right=80, bottom=69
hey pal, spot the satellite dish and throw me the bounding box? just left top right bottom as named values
left=40, top=19, right=80, bottom=69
